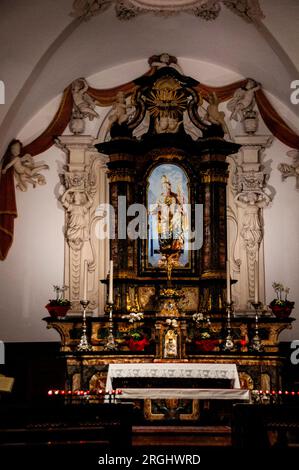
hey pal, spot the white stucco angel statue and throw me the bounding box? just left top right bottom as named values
left=227, top=79, right=260, bottom=122
left=72, top=78, right=99, bottom=121
left=108, top=91, right=134, bottom=128
left=2, top=139, right=49, bottom=192
left=278, top=150, right=299, bottom=190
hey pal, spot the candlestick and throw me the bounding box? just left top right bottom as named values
left=83, top=260, right=88, bottom=301
left=222, top=302, right=235, bottom=352
left=108, top=260, right=113, bottom=305
left=254, top=261, right=259, bottom=304
left=226, top=260, right=231, bottom=304
left=77, top=299, right=92, bottom=352
left=250, top=301, right=263, bottom=352
left=105, top=302, right=118, bottom=351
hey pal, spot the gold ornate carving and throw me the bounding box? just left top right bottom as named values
left=146, top=77, right=187, bottom=118
left=89, top=371, right=107, bottom=392
left=108, top=170, right=135, bottom=183
left=177, top=287, right=199, bottom=311
left=138, top=286, right=156, bottom=310
left=201, top=270, right=226, bottom=280
left=239, top=372, right=254, bottom=390
left=144, top=398, right=199, bottom=421
left=153, top=153, right=184, bottom=161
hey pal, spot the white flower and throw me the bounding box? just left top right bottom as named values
left=192, top=312, right=204, bottom=323
left=122, top=311, right=144, bottom=323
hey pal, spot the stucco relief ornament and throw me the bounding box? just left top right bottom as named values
left=2, top=139, right=49, bottom=192
left=71, top=0, right=265, bottom=23
left=148, top=53, right=183, bottom=74
left=235, top=190, right=271, bottom=300
left=278, top=150, right=299, bottom=191
left=60, top=189, right=93, bottom=251
left=70, top=78, right=99, bottom=134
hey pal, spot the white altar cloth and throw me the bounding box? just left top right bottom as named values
left=106, top=362, right=241, bottom=392
left=116, top=388, right=250, bottom=401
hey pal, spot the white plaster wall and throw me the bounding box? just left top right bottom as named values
left=264, top=138, right=299, bottom=341
left=0, top=145, right=65, bottom=342
left=0, top=58, right=298, bottom=343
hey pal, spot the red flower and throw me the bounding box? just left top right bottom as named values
left=194, top=339, right=219, bottom=352
left=127, top=337, right=149, bottom=351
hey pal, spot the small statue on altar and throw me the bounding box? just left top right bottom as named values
left=164, top=329, right=178, bottom=358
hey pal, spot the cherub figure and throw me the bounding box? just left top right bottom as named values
left=205, top=92, right=230, bottom=136
left=71, top=78, right=99, bottom=121
left=148, top=53, right=183, bottom=74
left=227, top=79, right=260, bottom=121
left=108, top=91, right=134, bottom=129
left=155, top=112, right=182, bottom=134
left=278, top=150, right=299, bottom=190
left=2, top=139, right=49, bottom=192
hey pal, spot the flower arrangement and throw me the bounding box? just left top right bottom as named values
left=269, top=282, right=294, bottom=318
left=122, top=312, right=144, bottom=323
left=45, top=285, right=71, bottom=317
left=192, top=312, right=213, bottom=339
left=190, top=312, right=219, bottom=352
left=121, top=311, right=149, bottom=350
left=48, top=285, right=71, bottom=306
left=190, top=311, right=219, bottom=351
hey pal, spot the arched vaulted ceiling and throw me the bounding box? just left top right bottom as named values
left=0, top=0, right=298, bottom=157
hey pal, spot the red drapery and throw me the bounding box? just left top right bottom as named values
left=1, top=69, right=299, bottom=260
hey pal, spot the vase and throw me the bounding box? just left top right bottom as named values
left=45, top=304, right=70, bottom=318
left=194, top=339, right=219, bottom=352
left=269, top=302, right=294, bottom=319
left=127, top=337, right=149, bottom=352
left=243, top=110, right=258, bottom=134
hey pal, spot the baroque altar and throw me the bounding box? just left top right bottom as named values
left=44, top=55, right=294, bottom=420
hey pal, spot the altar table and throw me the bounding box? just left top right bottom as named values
left=106, top=362, right=241, bottom=392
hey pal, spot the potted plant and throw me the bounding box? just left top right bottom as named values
left=121, top=312, right=149, bottom=352
left=269, top=282, right=294, bottom=318
left=45, top=285, right=71, bottom=318
left=191, top=312, right=219, bottom=352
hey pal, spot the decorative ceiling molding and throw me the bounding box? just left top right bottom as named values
left=71, top=0, right=265, bottom=23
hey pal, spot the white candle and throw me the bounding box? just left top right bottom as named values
left=108, top=260, right=113, bottom=304
left=83, top=260, right=88, bottom=301
left=254, top=261, right=259, bottom=303
left=226, top=260, right=231, bottom=304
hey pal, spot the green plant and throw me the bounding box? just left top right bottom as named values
left=48, top=285, right=71, bottom=306
left=121, top=311, right=145, bottom=341
left=271, top=282, right=292, bottom=306
left=191, top=312, right=216, bottom=340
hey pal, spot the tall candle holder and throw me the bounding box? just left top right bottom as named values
left=250, top=302, right=263, bottom=352
left=105, top=302, right=118, bottom=351
left=222, top=302, right=235, bottom=352
left=77, top=300, right=92, bottom=352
